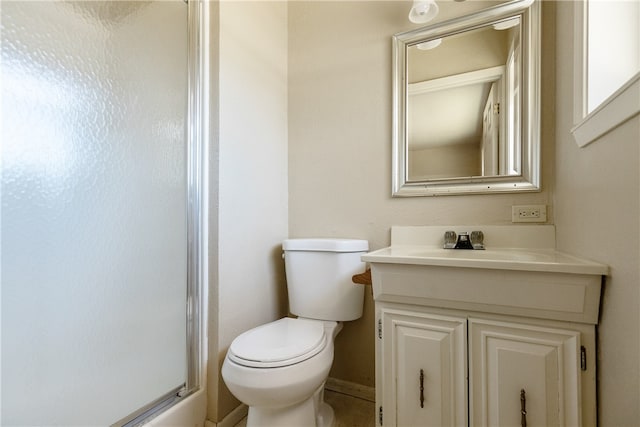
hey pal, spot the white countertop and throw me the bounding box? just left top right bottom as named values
left=362, top=226, right=609, bottom=275
left=363, top=245, right=608, bottom=275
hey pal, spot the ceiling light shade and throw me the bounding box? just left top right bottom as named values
left=416, top=38, right=442, bottom=50
left=493, top=17, right=520, bottom=30
left=409, top=0, right=439, bottom=24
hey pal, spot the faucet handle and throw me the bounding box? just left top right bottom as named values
left=470, top=230, right=485, bottom=250
left=443, top=230, right=457, bottom=249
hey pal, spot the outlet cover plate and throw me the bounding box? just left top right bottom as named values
left=512, top=205, right=547, bottom=223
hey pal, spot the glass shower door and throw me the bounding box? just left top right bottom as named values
left=1, top=1, right=195, bottom=425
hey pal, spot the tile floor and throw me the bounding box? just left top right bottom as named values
left=234, top=389, right=375, bottom=427
left=324, top=390, right=375, bottom=426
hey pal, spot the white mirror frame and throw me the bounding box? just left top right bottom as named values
left=392, top=0, right=541, bottom=197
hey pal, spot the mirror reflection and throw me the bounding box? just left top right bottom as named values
left=407, top=17, right=521, bottom=181
left=392, top=0, right=540, bottom=197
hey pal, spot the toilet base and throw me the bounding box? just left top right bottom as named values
left=316, top=401, right=335, bottom=427
left=245, top=385, right=335, bottom=427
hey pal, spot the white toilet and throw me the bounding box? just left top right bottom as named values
left=221, top=238, right=369, bottom=427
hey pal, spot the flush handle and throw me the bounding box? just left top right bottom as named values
left=520, top=389, right=527, bottom=427
left=420, top=369, right=425, bottom=408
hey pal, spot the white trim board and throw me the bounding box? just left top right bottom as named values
left=572, top=72, right=640, bottom=147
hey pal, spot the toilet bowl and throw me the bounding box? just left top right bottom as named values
left=222, top=318, right=342, bottom=427
left=221, top=238, right=369, bottom=427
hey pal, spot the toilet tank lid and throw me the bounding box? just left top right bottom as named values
left=283, top=238, right=369, bottom=252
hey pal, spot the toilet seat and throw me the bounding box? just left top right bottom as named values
left=227, top=318, right=327, bottom=368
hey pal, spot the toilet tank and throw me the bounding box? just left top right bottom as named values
left=283, top=238, right=369, bottom=321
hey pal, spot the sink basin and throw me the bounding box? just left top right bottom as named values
left=407, top=248, right=553, bottom=262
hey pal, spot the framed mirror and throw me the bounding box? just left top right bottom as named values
left=392, top=0, right=540, bottom=196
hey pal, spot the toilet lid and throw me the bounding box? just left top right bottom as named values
left=228, top=318, right=327, bottom=368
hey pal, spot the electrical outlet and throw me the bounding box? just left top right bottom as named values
left=512, top=205, right=547, bottom=223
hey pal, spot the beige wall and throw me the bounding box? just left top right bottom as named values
left=207, top=1, right=289, bottom=422
left=554, top=2, right=640, bottom=425
left=409, top=24, right=510, bottom=83
left=410, top=144, right=481, bottom=179
left=206, top=1, right=639, bottom=425
left=288, top=1, right=555, bottom=388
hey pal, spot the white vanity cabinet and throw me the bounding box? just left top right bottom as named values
left=365, top=225, right=607, bottom=427
left=468, top=318, right=586, bottom=427
left=379, top=307, right=467, bottom=427
left=377, top=303, right=596, bottom=427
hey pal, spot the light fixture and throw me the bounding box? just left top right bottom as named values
left=493, top=17, right=520, bottom=30
left=416, top=38, right=442, bottom=50
left=408, top=0, right=439, bottom=24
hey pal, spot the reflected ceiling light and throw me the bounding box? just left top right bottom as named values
left=416, top=38, right=442, bottom=50
left=493, top=17, right=520, bottom=30
left=408, top=0, right=439, bottom=24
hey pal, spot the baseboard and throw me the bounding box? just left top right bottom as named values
left=325, top=377, right=375, bottom=402
left=205, top=403, right=248, bottom=427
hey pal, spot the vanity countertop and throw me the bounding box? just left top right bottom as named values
left=363, top=245, right=608, bottom=275
left=362, top=225, right=609, bottom=276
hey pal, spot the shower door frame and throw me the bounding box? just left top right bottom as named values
left=185, top=0, right=205, bottom=400
left=113, top=0, right=207, bottom=425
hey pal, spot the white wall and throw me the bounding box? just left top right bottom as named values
left=288, top=0, right=555, bottom=388
left=207, top=1, right=289, bottom=422
left=554, top=2, right=640, bottom=424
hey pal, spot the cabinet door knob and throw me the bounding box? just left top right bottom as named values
left=420, top=369, right=425, bottom=408
left=520, top=389, right=527, bottom=427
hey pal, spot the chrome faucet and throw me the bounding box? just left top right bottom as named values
left=443, top=230, right=485, bottom=250
left=443, top=230, right=457, bottom=249
left=470, top=230, right=485, bottom=250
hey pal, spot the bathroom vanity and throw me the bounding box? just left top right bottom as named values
left=363, top=226, right=607, bottom=427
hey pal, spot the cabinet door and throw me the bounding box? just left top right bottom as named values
left=469, top=318, right=581, bottom=427
left=381, top=309, right=467, bottom=426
